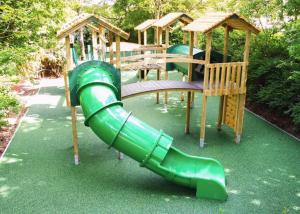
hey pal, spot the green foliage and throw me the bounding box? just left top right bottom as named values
left=247, top=26, right=300, bottom=128
left=0, top=0, right=66, bottom=76
left=0, top=86, right=20, bottom=127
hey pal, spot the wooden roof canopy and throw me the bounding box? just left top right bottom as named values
left=57, top=13, right=130, bottom=40
left=152, top=12, right=194, bottom=28
left=134, top=19, right=158, bottom=31
left=183, top=12, right=259, bottom=34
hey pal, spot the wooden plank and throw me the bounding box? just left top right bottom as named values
left=215, top=64, right=220, bottom=96
left=209, top=64, right=215, bottom=95
left=79, top=28, right=86, bottom=60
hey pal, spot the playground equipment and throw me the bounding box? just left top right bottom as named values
left=57, top=11, right=259, bottom=201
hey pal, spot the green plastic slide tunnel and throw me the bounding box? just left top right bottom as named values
left=68, top=60, right=228, bottom=201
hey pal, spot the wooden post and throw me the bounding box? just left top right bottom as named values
left=143, top=30, right=148, bottom=80
left=235, top=30, right=251, bottom=143
left=109, top=31, right=114, bottom=65
left=71, top=106, right=79, bottom=165
left=138, top=30, right=141, bottom=45
left=143, top=30, right=147, bottom=45
left=183, top=32, right=187, bottom=44
left=165, top=27, right=169, bottom=47
left=217, top=25, right=230, bottom=130
left=79, top=28, right=86, bottom=60
left=199, top=32, right=212, bottom=147
left=64, top=35, right=72, bottom=107
left=185, top=31, right=194, bottom=134
left=92, top=30, right=98, bottom=60
left=156, top=69, right=161, bottom=104
left=116, top=35, right=121, bottom=69
left=193, top=32, right=198, bottom=47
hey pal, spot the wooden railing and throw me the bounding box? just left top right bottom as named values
left=203, top=62, right=247, bottom=96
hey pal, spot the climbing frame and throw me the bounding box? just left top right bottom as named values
left=183, top=12, right=259, bottom=146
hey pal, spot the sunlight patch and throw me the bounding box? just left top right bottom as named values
left=251, top=199, right=261, bottom=206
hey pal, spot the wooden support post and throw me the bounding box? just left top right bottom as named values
left=156, top=69, right=161, bottom=104
left=185, top=31, right=194, bottom=134
left=235, top=30, right=251, bottom=143
left=194, top=32, right=198, bottom=47
left=79, top=28, right=86, bottom=60
left=200, top=32, right=212, bottom=147
left=181, top=75, right=185, bottom=101
left=92, top=30, right=98, bottom=60
left=144, top=30, right=147, bottom=45
left=143, top=30, right=147, bottom=80
left=71, top=106, right=79, bottom=165
left=138, top=30, right=141, bottom=45
left=109, top=31, right=114, bottom=65
left=217, top=25, right=230, bottom=130
left=165, top=28, right=169, bottom=48
left=64, top=35, right=72, bottom=107
left=183, top=32, right=187, bottom=44
left=116, top=35, right=121, bottom=69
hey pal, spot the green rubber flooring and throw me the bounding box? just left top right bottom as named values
left=0, top=71, right=299, bottom=213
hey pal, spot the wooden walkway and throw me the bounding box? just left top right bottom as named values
left=121, top=80, right=203, bottom=99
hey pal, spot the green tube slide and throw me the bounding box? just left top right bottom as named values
left=69, top=61, right=228, bottom=201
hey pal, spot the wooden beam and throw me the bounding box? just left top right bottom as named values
left=116, top=35, right=121, bottom=69
left=138, top=30, right=141, bottom=45
left=165, top=27, right=170, bottom=48
left=143, top=30, right=147, bottom=45
left=92, top=30, right=98, bottom=60
left=235, top=30, right=251, bottom=143
left=64, top=35, right=72, bottom=107
left=71, top=107, right=79, bottom=165
left=79, top=28, right=86, bottom=60
left=109, top=31, right=114, bottom=65
left=217, top=25, right=230, bottom=130
left=185, top=31, right=194, bottom=134
left=183, top=32, right=187, bottom=44
left=200, top=32, right=212, bottom=147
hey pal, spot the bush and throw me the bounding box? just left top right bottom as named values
left=247, top=25, right=300, bottom=129
left=0, top=86, right=20, bottom=128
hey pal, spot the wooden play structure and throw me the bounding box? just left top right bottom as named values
left=57, top=13, right=129, bottom=164
left=57, top=12, right=259, bottom=164
left=182, top=12, right=259, bottom=146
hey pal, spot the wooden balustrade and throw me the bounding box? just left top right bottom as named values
left=203, top=62, right=247, bottom=96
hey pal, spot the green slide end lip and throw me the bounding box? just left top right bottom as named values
left=71, top=60, right=228, bottom=201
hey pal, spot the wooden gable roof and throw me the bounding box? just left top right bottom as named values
left=57, top=13, right=130, bottom=40
left=134, top=19, right=158, bottom=31
left=183, top=12, right=259, bottom=34
left=152, top=12, right=193, bottom=28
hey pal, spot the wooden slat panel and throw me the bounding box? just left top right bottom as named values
left=215, top=64, right=220, bottom=96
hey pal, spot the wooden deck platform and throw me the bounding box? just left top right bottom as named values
left=121, top=80, right=203, bottom=99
